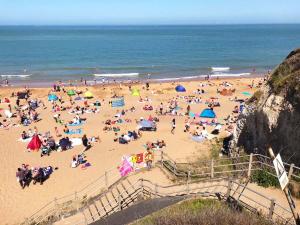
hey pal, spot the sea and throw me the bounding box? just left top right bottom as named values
left=0, top=24, right=300, bottom=85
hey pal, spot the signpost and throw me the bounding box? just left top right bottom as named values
left=273, top=153, right=289, bottom=190
left=268, top=147, right=300, bottom=225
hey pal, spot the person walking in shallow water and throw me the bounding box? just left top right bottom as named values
left=171, top=118, right=176, bottom=134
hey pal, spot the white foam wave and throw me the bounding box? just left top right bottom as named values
left=210, top=73, right=251, bottom=77
left=1, top=74, right=31, bottom=78
left=94, top=73, right=139, bottom=77
left=211, top=67, right=230, bottom=72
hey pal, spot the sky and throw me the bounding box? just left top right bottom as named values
left=0, top=0, right=300, bottom=25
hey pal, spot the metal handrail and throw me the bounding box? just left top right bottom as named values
left=24, top=152, right=299, bottom=225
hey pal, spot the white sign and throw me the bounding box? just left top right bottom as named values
left=273, top=154, right=289, bottom=190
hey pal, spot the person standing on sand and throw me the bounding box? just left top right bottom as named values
left=82, top=134, right=91, bottom=151
left=159, top=102, right=163, bottom=115
left=171, top=118, right=176, bottom=134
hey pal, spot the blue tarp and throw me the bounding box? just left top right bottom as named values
left=175, top=85, right=186, bottom=92
left=139, top=120, right=155, bottom=128
left=48, top=94, right=58, bottom=101
left=112, top=98, right=125, bottom=107
left=200, top=108, right=216, bottom=118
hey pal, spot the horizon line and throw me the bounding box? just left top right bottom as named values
left=0, top=23, right=300, bottom=26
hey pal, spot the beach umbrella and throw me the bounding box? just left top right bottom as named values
left=84, top=91, right=93, bottom=99
left=48, top=94, right=58, bottom=101
left=131, top=89, right=140, bottom=97
left=67, top=90, right=76, bottom=96
left=175, top=85, right=186, bottom=92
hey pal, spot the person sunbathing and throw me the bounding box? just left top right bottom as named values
left=63, top=125, right=70, bottom=133
left=21, top=131, right=29, bottom=140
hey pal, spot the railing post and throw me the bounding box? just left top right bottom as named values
left=54, top=197, right=59, bottom=219
left=268, top=199, right=275, bottom=219
left=118, top=195, right=122, bottom=211
left=186, top=171, right=191, bottom=195
left=81, top=208, right=88, bottom=225
left=247, top=153, right=253, bottom=178
left=105, top=171, right=108, bottom=189
left=140, top=179, right=144, bottom=199
left=288, top=164, right=295, bottom=180
left=160, top=151, right=164, bottom=166
left=211, top=159, right=214, bottom=179
left=75, top=191, right=79, bottom=212
left=226, top=179, right=233, bottom=198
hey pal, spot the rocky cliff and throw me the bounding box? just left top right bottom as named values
left=231, top=48, right=300, bottom=163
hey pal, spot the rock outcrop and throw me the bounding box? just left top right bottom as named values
left=231, top=48, right=300, bottom=163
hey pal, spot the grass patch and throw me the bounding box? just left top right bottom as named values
left=248, top=90, right=263, bottom=104
left=210, top=138, right=223, bottom=159
left=131, top=198, right=281, bottom=225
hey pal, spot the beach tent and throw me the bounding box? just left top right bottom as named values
left=84, top=91, right=93, bottom=99
left=139, top=120, right=154, bottom=128
left=175, top=85, right=186, bottom=92
left=67, top=90, right=76, bottom=96
left=131, top=89, right=140, bottom=97
left=200, top=108, right=216, bottom=118
left=111, top=98, right=125, bottom=107
left=48, top=94, right=58, bottom=101
left=27, top=135, right=42, bottom=152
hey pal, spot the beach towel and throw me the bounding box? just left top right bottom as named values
left=119, top=159, right=133, bottom=177
left=68, top=121, right=85, bottom=126
left=69, top=138, right=82, bottom=146
left=242, top=92, right=252, bottom=96
left=18, top=137, right=32, bottom=142
left=191, top=135, right=206, bottom=143
left=27, top=135, right=42, bottom=151
left=65, top=128, right=82, bottom=135
left=4, top=110, right=13, bottom=118
left=81, top=162, right=91, bottom=170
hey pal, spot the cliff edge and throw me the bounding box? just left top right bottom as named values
left=231, top=48, right=300, bottom=163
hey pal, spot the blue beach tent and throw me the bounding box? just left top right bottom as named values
left=48, top=94, right=58, bottom=101
left=175, top=85, right=186, bottom=92
left=139, top=120, right=155, bottom=128
left=200, top=108, right=216, bottom=118
left=111, top=98, right=125, bottom=107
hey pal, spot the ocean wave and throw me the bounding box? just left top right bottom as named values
left=94, top=73, right=139, bottom=77
left=211, top=67, right=230, bottom=72
left=1, top=74, right=31, bottom=78
left=210, top=73, right=251, bottom=77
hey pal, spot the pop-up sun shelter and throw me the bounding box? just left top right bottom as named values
left=27, top=135, right=42, bottom=152
left=84, top=91, right=93, bottom=99
left=131, top=89, right=140, bottom=96
left=111, top=98, right=125, bottom=107
left=200, top=108, right=216, bottom=118
left=67, top=90, right=76, bottom=96
left=175, top=85, right=186, bottom=92
left=48, top=94, right=58, bottom=101
left=139, top=120, right=157, bottom=131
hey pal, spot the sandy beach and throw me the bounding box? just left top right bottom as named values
left=0, top=77, right=262, bottom=224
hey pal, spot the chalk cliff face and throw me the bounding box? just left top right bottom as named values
left=231, top=49, right=300, bottom=163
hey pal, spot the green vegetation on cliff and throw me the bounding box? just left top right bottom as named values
left=131, top=199, right=281, bottom=225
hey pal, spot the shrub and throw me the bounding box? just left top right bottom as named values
left=132, top=199, right=281, bottom=225
left=251, top=169, right=280, bottom=188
